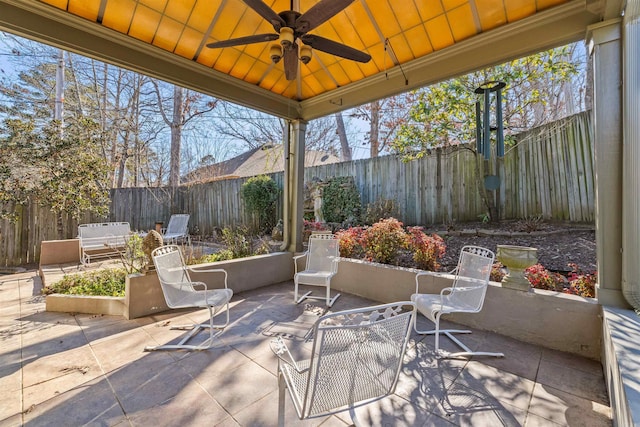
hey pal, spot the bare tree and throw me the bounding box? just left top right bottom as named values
left=334, top=112, right=352, bottom=161
left=152, top=82, right=218, bottom=187
left=352, top=93, right=414, bottom=157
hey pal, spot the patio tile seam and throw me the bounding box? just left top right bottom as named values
left=78, top=315, right=138, bottom=425
left=17, top=274, right=26, bottom=426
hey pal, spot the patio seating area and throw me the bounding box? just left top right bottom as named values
left=1, top=269, right=612, bottom=426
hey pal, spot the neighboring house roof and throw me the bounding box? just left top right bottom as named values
left=183, top=144, right=340, bottom=184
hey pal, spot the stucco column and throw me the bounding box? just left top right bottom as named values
left=587, top=19, right=628, bottom=307
left=284, top=120, right=306, bottom=253
left=622, top=3, right=640, bottom=309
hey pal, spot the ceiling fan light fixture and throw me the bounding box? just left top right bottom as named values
left=279, top=27, right=294, bottom=47
left=300, top=44, right=312, bottom=64
left=269, top=43, right=283, bottom=63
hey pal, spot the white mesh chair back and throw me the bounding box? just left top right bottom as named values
left=165, top=214, right=190, bottom=236
left=446, top=246, right=495, bottom=313
left=306, top=235, right=339, bottom=273
left=282, top=302, right=414, bottom=419
left=152, top=245, right=192, bottom=308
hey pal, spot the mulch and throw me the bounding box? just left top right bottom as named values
left=420, top=220, right=597, bottom=274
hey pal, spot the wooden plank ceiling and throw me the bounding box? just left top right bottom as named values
left=38, top=0, right=567, bottom=101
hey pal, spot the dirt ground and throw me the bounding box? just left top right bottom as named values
left=422, top=220, right=597, bottom=274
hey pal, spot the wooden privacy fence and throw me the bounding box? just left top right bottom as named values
left=1, top=111, right=593, bottom=266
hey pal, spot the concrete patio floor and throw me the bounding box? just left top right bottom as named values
left=0, top=269, right=612, bottom=426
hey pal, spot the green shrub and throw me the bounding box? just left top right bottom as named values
left=220, top=226, right=269, bottom=259
left=360, top=218, right=408, bottom=264
left=406, top=226, right=446, bottom=271
left=362, top=198, right=399, bottom=225
left=43, top=268, right=127, bottom=297
left=194, top=250, right=234, bottom=264
left=241, top=175, right=280, bottom=232
left=322, top=176, right=361, bottom=224
left=120, top=233, right=145, bottom=274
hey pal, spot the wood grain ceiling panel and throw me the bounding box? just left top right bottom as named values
left=424, top=14, right=454, bottom=50
left=153, top=15, right=183, bottom=51
left=387, top=34, right=414, bottom=63
left=187, top=0, right=218, bottom=32
left=164, top=0, right=195, bottom=22
left=214, top=47, right=242, bottom=73
left=244, top=60, right=272, bottom=84
left=403, top=25, right=433, bottom=57
left=538, top=0, right=567, bottom=9
left=504, top=0, right=536, bottom=21
left=139, top=0, right=167, bottom=12
left=128, top=4, right=161, bottom=43
left=364, top=0, right=400, bottom=37
left=174, top=26, right=202, bottom=58
left=392, top=1, right=422, bottom=29
left=229, top=51, right=258, bottom=79
left=474, top=0, right=507, bottom=30
left=343, top=2, right=380, bottom=47
left=442, top=0, right=468, bottom=11
left=103, top=0, right=136, bottom=33
left=447, top=4, right=479, bottom=41
left=209, top=2, right=245, bottom=41
left=196, top=42, right=222, bottom=67
left=40, top=0, right=68, bottom=9
left=326, top=62, right=351, bottom=86
left=414, top=0, right=445, bottom=21
left=67, top=0, right=100, bottom=20
left=27, top=0, right=581, bottom=104
left=259, top=68, right=284, bottom=91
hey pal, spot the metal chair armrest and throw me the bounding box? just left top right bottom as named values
left=270, top=337, right=307, bottom=373
left=292, top=252, right=308, bottom=261
left=415, top=271, right=431, bottom=294
left=186, top=267, right=228, bottom=288
left=440, top=286, right=454, bottom=296
left=292, top=252, right=308, bottom=275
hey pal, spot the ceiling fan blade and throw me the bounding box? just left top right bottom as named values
left=283, top=45, right=298, bottom=81
left=242, top=0, right=286, bottom=31
left=295, top=0, right=355, bottom=32
left=300, top=35, right=371, bottom=63
left=207, top=33, right=279, bottom=49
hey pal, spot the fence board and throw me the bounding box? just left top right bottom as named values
left=1, top=112, right=595, bottom=266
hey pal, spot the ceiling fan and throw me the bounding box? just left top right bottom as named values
left=206, top=0, right=372, bottom=81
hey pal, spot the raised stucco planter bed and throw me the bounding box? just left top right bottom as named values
left=46, top=294, right=125, bottom=316
left=330, top=257, right=602, bottom=360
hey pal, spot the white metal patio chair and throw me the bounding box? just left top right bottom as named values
left=271, top=301, right=415, bottom=426
left=162, top=214, right=191, bottom=245
left=412, top=245, right=504, bottom=358
left=293, top=234, right=340, bottom=307
left=146, top=244, right=232, bottom=351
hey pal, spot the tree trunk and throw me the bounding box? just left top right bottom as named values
left=334, top=112, right=352, bottom=161
left=169, top=85, right=183, bottom=188
left=369, top=100, right=380, bottom=157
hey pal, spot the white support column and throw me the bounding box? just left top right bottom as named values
left=622, top=3, right=640, bottom=309
left=587, top=19, right=628, bottom=307
left=284, top=120, right=306, bottom=253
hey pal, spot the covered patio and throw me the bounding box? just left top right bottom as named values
left=0, top=269, right=611, bottom=426
left=1, top=0, right=639, bottom=425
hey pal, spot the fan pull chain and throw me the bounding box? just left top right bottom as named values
left=384, top=38, right=408, bottom=86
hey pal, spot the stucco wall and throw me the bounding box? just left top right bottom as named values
left=329, top=258, right=602, bottom=360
